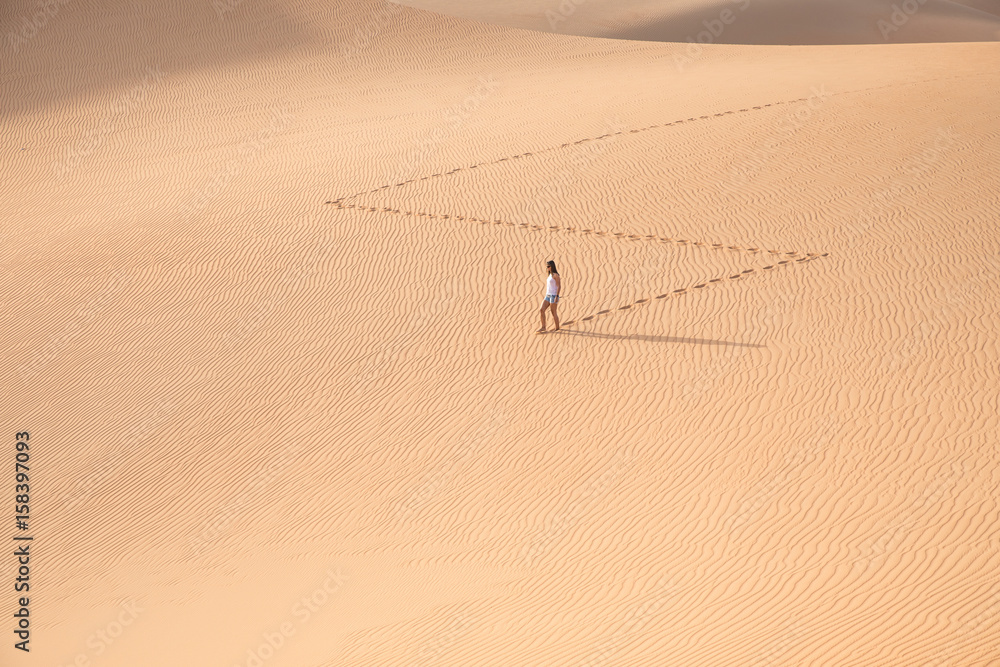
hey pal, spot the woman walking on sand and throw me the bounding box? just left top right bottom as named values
left=538, top=260, right=562, bottom=333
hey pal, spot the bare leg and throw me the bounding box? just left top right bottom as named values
left=538, top=300, right=550, bottom=332
left=551, top=301, right=560, bottom=331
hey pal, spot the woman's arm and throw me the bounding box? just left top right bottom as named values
left=555, top=274, right=562, bottom=294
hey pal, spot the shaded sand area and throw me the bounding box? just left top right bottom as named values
left=2, top=0, right=999, bottom=664
left=399, top=0, right=1000, bottom=44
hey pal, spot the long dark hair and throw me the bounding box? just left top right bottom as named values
left=546, top=260, right=559, bottom=275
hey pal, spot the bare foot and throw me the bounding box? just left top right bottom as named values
left=536, top=328, right=547, bottom=334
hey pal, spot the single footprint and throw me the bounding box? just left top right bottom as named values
left=636, top=299, right=648, bottom=304
left=742, top=269, right=754, bottom=274
left=674, top=288, right=686, bottom=293
left=730, top=275, right=741, bottom=280
left=656, top=294, right=668, bottom=299
left=694, top=284, right=707, bottom=289
left=764, top=265, right=774, bottom=270
left=778, top=260, right=789, bottom=265
left=619, top=305, right=631, bottom=310
left=597, top=309, right=610, bottom=315
left=709, top=278, right=722, bottom=283
left=582, top=316, right=593, bottom=321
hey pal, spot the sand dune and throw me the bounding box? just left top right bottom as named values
left=2, top=0, right=999, bottom=665
left=400, top=0, right=1000, bottom=43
